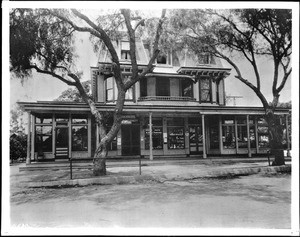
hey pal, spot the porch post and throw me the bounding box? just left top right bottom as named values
left=201, top=114, right=207, bottom=158
left=255, top=116, right=259, bottom=154
left=234, top=116, right=238, bottom=154
left=30, top=114, right=35, bottom=161
left=285, top=114, right=291, bottom=157
left=149, top=112, right=153, bottom=160
left=96, top=122, right=99, bottom=147
left=26, top=112, right=31, bottom=164
left=246, top=115, right=252, bottom=158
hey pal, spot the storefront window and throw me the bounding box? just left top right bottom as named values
left=35, top=125, right=52, bottom=152
left=249, top=116, right=256, bottom=148
left=222, top=116, right=236, bottom=149
left=236, top=116, right=247, bottom=148
left=145, top=118, right=163, bottom=150
left=257, top=116, right=269, bottom=148
left=167, top=118, right=184, bottom=149
left=72, top=126, right=88, bottom=151
left=72, top=115, right=88, bottom=151
left=208, top=116, right=219, bottom=149
left=237, top=125, right=247, bottom=148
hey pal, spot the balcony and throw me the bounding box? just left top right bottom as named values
left=138, top=96, right=196, bottom=101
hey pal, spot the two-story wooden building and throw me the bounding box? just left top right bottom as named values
left=19, top=38, right=291, bottom=162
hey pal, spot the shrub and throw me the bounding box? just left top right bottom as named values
left=10, top=133, right=27, bottom=162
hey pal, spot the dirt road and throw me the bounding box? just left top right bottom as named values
left=10, top=173, right=291, bottom=229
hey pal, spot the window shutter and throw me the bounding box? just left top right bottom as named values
left=91, top=69, right=98, bottom=101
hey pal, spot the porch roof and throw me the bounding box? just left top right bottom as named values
left=177, top=66, right=231, bottom=78
left=18, top=101, right=290, bottom=116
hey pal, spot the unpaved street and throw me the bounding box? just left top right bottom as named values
left=10, top=173, right=291, bottom=229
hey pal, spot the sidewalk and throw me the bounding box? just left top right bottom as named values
left=11, top=157, right=291, bottom=188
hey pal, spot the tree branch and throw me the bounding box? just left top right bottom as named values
left=276, top=67, right=292, bottom=94
left=29, top=64, right=76, bottom=86
left=121, top=9, right=139, bottom=80
left=124, top=9, right=166, bottom=90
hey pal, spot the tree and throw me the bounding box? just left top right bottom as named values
left=10, top=103, right=26, bottom=135
left=54, top=80, right=91, bottom=102
left=10, top=104, right=27, bottom=162
left=10, top=8, right=166, bottom=175
left=168, top=9, right=292, bottom=165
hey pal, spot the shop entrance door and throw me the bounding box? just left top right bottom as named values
left=55, top=127, right=69, bottom=159
left=189, top=126, right=203, bottom=154
left=121, top=124, right=140, bottom=156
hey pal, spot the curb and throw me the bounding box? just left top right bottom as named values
left=18, top=164, right=291, bottom=188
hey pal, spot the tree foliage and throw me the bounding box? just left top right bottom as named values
left=10, top=9, right=76, bottom=80
left=54, top=81, right=92, bottom=102
left=10, top=133, right=27, bottom=161
left=167, top=9, right=292, bottom=109
left=10, top=103, right=25, bottom=135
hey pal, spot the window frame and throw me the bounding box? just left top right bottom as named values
left=71, top=115, right=88, bottom=152
left=199, top=77, right=212, bottom=103
left=156, top=77, right=170, bottom=97
left=144, top=117, right=163, bottom=150
left=105, top=76, right=135, bottom=102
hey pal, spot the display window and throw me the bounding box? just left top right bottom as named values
left=222, top=116, right=236, bottom=149
left=145, top=118, right=163, bottom=150
left=257, top=116, right=269, bottom=148
left=35, top=125, right=52, bottom=152
left=167, top=118, right=184, bottom=149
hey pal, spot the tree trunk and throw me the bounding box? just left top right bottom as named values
left=93, top=143, right=108, bottom=176
left=265, top=110, right=285, bottom=166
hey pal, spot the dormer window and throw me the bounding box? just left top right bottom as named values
left=157, top=53, right=167, bottom=64
left=198, top=53, right=211, bottom=64
left=121, top=41, right=130, bottom=61
left=121, top=50, right=131, bottom=60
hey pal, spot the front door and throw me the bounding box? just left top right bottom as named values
left=121, top=124, right=140, bottom=156
left=189, top=126, right=203, bottom=154
left=55, top=127, right=69, bottom=159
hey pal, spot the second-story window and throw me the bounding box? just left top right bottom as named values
left=140, top=78, right=147, bottom=97
left=156, top=78, right=170, bottom=96
left=199, top=78, right=212, bottom=102
left=181, top=79, right=193, bottom=97
left=105, top=76, right=134, bottom=102
left=106, top=77, right=114, bottom=101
